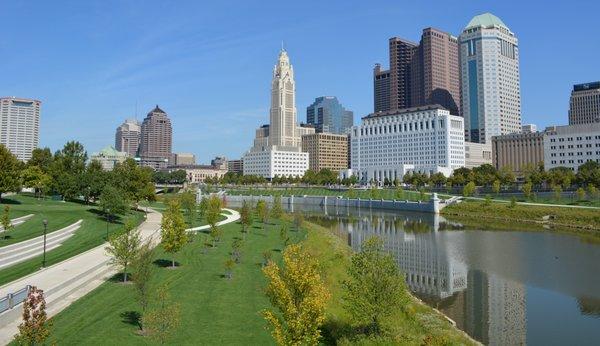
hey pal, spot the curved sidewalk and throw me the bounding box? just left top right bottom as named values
left=0, top=208, right=239, bottom=345
left=0, top=214, right=34, bottom=232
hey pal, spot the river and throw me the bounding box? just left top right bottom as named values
left=293, top=204, right=600, bottom=346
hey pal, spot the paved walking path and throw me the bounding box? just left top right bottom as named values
left=0, top=220, right=82, bottom=270
left=462, top=196, right=600, bottom=209
left=0, top=214, right=34, bottom=232
left=0, top=208, right=239, bottom=345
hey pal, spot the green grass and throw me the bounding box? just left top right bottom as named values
left=45, top=215, right=302, bottom=345
left=476, top=193, right=600, bottom=207
left=46, top=212, right=474, bottom=345
left=443, top=200, right=600, bottom=233
left=226, top=187, right=431, bottom=202
left=0, top=194, right=145, bottom=285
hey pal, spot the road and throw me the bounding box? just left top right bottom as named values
left=0, top=208, right=239, bottom=345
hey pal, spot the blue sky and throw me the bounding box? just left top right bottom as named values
left=1, top=0, right=598, bottom=162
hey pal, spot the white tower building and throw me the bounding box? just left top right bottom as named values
left=0, top=97, right=41, bottom=161
left=243, top=49, right=313, bottom=179
left=459, top=13, right=521, bottom=144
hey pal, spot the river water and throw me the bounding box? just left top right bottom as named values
left=293, top=204, right=600, bottom=346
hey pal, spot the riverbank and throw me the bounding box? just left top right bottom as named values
left=43, top=211, right=475, bottom=345
left=442, top=200, right=600, bottom=235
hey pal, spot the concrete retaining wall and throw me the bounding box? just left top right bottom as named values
left=225, top=194, right=441, bottom=214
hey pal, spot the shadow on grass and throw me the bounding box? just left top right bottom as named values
left=108, top=272, right=130, bottom=283
left=120, top=310, right=141, bottom=329
left=321, top=318, right=357, bottom=345
left=0, top=198, right=22, bottom=205
left=153, top=259, right=179, bottom=268
left=86, top=208, right=126, bottom=225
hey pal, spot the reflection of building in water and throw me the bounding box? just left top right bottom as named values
left=349, top=214, right=467, bottom=299
left=465, top=270, right=526, bottom=346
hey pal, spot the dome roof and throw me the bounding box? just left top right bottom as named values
left=465, top=13, right=507, bottom=29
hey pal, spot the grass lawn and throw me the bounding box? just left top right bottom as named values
left=0, top=194, right=145, bottom=285
left=45, top=211, right=474, bottom=345
left=476, top=193, right=600, bottom=208
left=226, top=186, right=431, bottom=202
left=443, top=199, right=600, bottom=233
left=45, top=215, right=301, bottom=345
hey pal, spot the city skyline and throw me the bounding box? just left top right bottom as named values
left=1, top=1, right=599, bottom=161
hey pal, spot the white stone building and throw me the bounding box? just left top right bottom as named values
left=0, top=97, right=41, bottom=161
left=243, top=49, right=313, bottom=179
left=349, top=105, right=465, bottom=184
left=464, top=141, right=492, bottom=169
left=90, top=146, right=128, bottom=171
left=459, top=13, right=521, bottom=144
left=544, top=123, right=600, bottom=171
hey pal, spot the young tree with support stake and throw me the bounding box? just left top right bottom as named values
left=143, top=285, right=181, bottom=343
left=14, top=286, right=51, bottom=345
left=105, top=220, right=141, bottom=282
left=161, top=200, right=188, bottom=268
left=1, top=205, right=12, bottom=239
left=131, top=240, right=154, bottom=332
left=256, top=200, right=269, bottom=231
left=239, top=200, right=252, bottom=239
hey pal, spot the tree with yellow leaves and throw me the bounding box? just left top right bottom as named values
left=262, top=244, right=329, bottom=346
left=160, top=199, right=188, bottom=268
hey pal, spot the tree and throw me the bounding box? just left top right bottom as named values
left=576, top=187, right=587, bottom=201
left=198, top=197, right=209, bottom=218
left=588, top=184, right=598, bottom=200
left=498, top=166, right=516, bottom=187
left=224, top=258, right=235, bottom=279
left=231, top=238, right=243, bottom=263
left=1, top=205, right=12, bottom=239
left=112, top=159, right=154, bottom=206
left=239, top=200, right=252, bottom=238
left=131, top=240, right=154, bottom=331
left=21, top=165, right=51, bottom=199
left=522, top=182, right=533, bottom=199
left=262, top=244, right=329, bottom=345
left=143, top=285, right=180, bottom=344
left=98, top=185, right=129, bottom=219
left=256, top=200, right=269, bottom=230
left=178, top=190, right=197, bottom=227
left=0, top=144, right=21, bottom=202
left=105, top=221, right=141, bottom=282
left=262, top=250, right=272, bottom=267
left=205, top=195, right=222, bottom=229
left=50, top=141, right=87, bottom=200
left=429, top=172, right=447, bottom=187
left=271, top=195, right=283, bottom=221
left=293, top=211, right=304, bottom=232
left=348, top=187, right=357, bottom=198
left=343, top=237, right=407, bottom=335
left=492, top=180, right=501, bottom=195
left=160, top=200, right=188, bottom=268
left=14, top=286, right=51, bottom=345
left=462, top=181, right=476, bottom=197
left=394, top=186, right=404, bottom=200
left=553, top=184, right=563, bottom=202
left=279, top=224, right=289, bottom=246
left=81, top=160, right=106, bottom=203
left=28, top=148, right=53, bottom=173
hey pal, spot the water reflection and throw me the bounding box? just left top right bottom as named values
left=299, top=205, right=600, bottom=346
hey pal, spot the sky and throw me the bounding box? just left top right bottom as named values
left=1, top=0, right=599, bottom=163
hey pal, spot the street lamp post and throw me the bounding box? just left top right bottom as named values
left=42, top=219, right=48, bottom=268
left=105, top=208, right=111, bottom=240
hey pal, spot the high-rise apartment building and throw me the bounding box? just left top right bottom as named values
left=373, top=64, right=391, bottom=113
left=227, top=159, right=243, bottom=174
left=375, top=28, right=460, bottom=117
left=115, top=119, right=141, bottom=157
left=0, top=97, right=41, bottom=161
left=139, top=105, right=172, bottom=169
left=569, top=81, right=600, bottom=125
left=306, top=96, right=353, bottom=135
left=459, top=13, right=521, bottom=143
left=243, top=49, right=313, bottom=179
left=301, top=133, right=349, bottom=172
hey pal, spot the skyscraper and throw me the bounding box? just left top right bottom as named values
left=373, top=63, right=391, bottom=113
left=306, top=96, right=353, bottom=135
left=0, top=97, right=41, bottom=161
left=115, top=119, right=141, bottom=157
left=375, top=28, right=460, bottom=116
left=243, top=49, right=313, bottom=179
left=569, top=81, right=600, bottom=125
left=459, top=13, right=521, bottom=143
left=139, top=105, right=172, bottom=169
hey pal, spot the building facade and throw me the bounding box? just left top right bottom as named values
left=301, top=133, right=349, bottom=172
left=306, top=96, right=353, bottom=135
left=350, top=105, right=465, bottom=184
left=90, top=146, right=128, bottom=171
left=569, top=81, right=600, bottom=125
left=544, top=123, right=600, bottom=171
left=179, top=165, right=227, bottom=184
left=459, top=13, right=521, bottom=143
left=227, top=159, right=243, bottom=174
left=174, top=153, right=196, bottom=166
left=243, top=49, right=312, bottom=179
left=465, top=142, right=492, bottom=169
left=388, top=37, right=417, bottom=111
left=115, top=119, right=141, bottom=157
left=373, top=64, right=391, bottom=113
left=492, top=131, right=544, bottom=174
left=139, top=105, right=173, bottom=169
left=0, top=97, right=41, bottom=161
left=211, top=156, right=227, bottom=170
